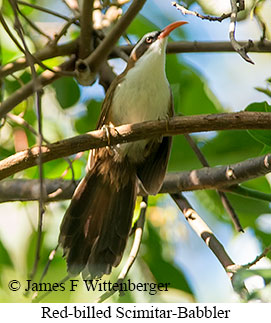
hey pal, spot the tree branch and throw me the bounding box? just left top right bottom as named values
left=1, top=39, right=271, bottom=79
left=184, top=133, right=243, bottom=232
left=17, top=1, right=80, bottom=22
left=171, top=193, right=235, bottom=276
left=1, top=153, right=271, bottom=202
left=85, top=0, right=147, bottom=71
left=229, top=0, right=254, bottom=64
left=0, top=39, right=78, bottom=78
left=1, top=112, right=271, bottom=180
left=79, top=0, right=94, bottom=58
left=172, top=2, right=232, bottom=22
left=0, top=58, right=76, bottom=119
left=0, top=0, right=146, bottom=117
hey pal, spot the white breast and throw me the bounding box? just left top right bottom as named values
left=110, top=40, right=171, bottom=162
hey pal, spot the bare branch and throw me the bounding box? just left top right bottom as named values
left=229, top=0, right=254, bottom=64
left=243, top=244, right=271, bottom=269
left=0, top=57, right=75, bottom=118
left=0, top=11, right=25, bottom=53
left=17, top=1, right=80, bottom=23
left=0, top=39, right=78, bottom=78
left=184, top=134, right=243, bottom=232
left=1, top=153, right=271, bottom=202
left=1, top=39, right=271, bottom=80
left=79, top=0, right=94, bottom=58
left=171, top=193, right=235, bottom=275
left=85, top=0, right=147, bottom=72
left=0, top=0, right=146, bottom=117
left=9, top=0, right=47, bottom=279
left=172, top=2, right=232, bottom=22
left=1, top=112, right=271, bottom=180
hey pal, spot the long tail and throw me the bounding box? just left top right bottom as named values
left=59, top=155, right=137, bottom=278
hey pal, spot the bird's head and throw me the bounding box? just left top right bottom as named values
left=130, top=21, right=188, bottom=62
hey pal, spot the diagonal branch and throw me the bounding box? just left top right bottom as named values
left=0, top=39, right=78, bottom=78
left=1, top=112, right=271, bottom=180
left=17, top=1, right=80, bottom=23
left=85, top=0, right=147, bottom=71
left=172, top=192, right=235, bottom=275
left=184, top=134, right=243, bottom=232
left=0, top=58, right=75, bottom=119
left=0, top=0, right=146, bottom=118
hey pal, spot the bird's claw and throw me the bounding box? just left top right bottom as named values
left=101, top=123, right=119, bottom=154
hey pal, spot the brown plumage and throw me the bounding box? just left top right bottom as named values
left=59, top=21, right=187, bottom=278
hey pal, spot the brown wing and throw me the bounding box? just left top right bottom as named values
left=96, top=60, right=135, bottom=129
left=136, top=89, right=174, bottom=195
left=87, top=71, right=123, bottom=169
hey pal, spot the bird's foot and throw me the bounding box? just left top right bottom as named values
left=101, top=123, right=116, bottom=146
left=101, top=123, right=120, bottom=155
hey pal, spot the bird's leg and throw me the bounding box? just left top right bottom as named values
left=101, top=122, right=120, bottom=155
left=158, top=115, right=170, bottom=142
left=164, top=115, right=170, bottom=133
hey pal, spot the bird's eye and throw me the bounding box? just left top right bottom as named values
left=145, top=36, right=153, bottom=44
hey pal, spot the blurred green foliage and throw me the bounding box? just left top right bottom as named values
left=0, top=0, right=271, bottom=303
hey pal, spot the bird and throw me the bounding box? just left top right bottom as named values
left=59, top=21, right=187, bottom=278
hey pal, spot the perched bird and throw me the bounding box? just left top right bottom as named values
left=59, top=21, right=187, bottom=278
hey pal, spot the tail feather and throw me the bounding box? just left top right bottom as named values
left=59, top=156, right=137, bottom=278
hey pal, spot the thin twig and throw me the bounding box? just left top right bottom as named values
left=227, top=185, right=271, bottom=202
left=17, top=0, right=80, bottom=25
left=85, top=0, right=147, bottom=71
left=8, top=0, right=46, bottom=280
left=172, top=2, right=232, bottom=22
left=243, top=244, right=271, bottom=269
left=171, top=192, right=235, bottom=276
left=0, top=12, right=25, bottom=53
left=95, top=196, right=147, bottom=303
left=6, top=113, right=76, bottom=200
left=184, top=134, right=243, bottom=232
left=52, top=17, right=79, bottom=46
left=33, top=275, right=70, bottom=303
left=17, top=8, right=51, bottom=41
left=0, top=38, right=78, bottom=78
left=0, top=56, right=75, bottom=118
left=39, top=245, right=59, bottom=283
left=229, top=0, right=254, bottom=64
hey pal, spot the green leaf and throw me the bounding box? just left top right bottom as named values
left=202, top=130, right=263, bottom=166
left=166, top=55, right=220, bottom=116
left=52, top=77, right=80, bottom=109
left=127, top=15, right=159, bottom=38
left=75, top=100, right=102, bottom=133
left=0, top=238, right=13, bottom=268
left=255, top=87, right=271, bottom=98
left=142, top=221, right=194, bottom=296
left=245, top=102, right=271, bottom=146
